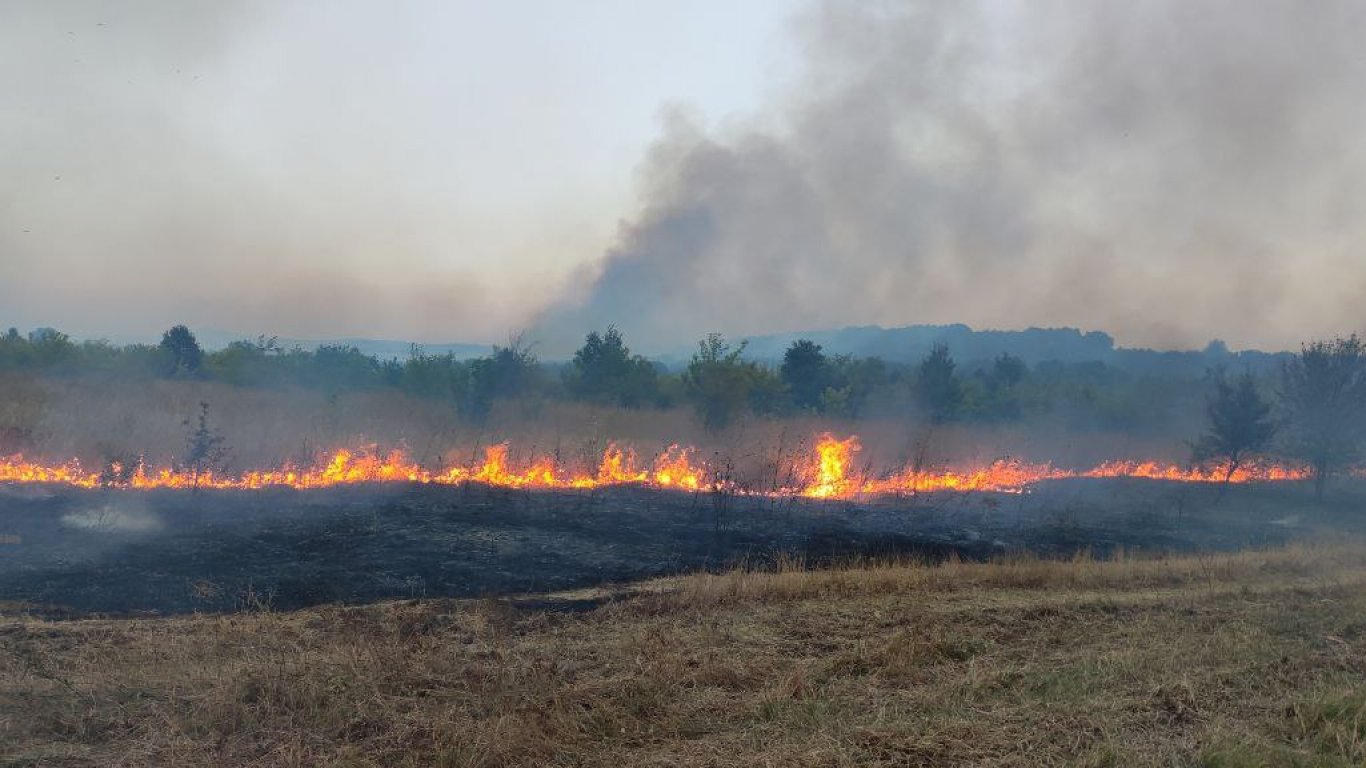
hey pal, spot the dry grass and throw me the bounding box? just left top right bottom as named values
left=4, top=373, right=1186, bottom=480
left=4, top=542, right=1366, bottom=766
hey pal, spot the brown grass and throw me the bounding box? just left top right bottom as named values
left=4, top=542, right=1366, bottom=766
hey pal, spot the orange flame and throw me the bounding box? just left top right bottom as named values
left=803, top=433, right=863, bottom=498
left=0, top=433, right=1316, bottom=496
left=795, top=435, right=1312, bottom=498
left=596, top=444, right=648, bottom=485
left=0, top=457, right=101, bottom=488
left=865, top=459, right=1066, bottom=495
left=652, top=444, right=702, bottom=490
left=1081, top=459, right=1311, bottom=484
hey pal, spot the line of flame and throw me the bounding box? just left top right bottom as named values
left=798, top=432, right=1314, bottom=497
left=0, top=443, right=707, bottom=493
left=0, top=434, right=1315, bottom=496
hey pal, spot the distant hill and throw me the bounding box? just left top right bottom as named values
left=104, top=323, right=1290, bottom=376
left=711, top=324, right=1291, bottom=377
left=184, top=330, right=490, bottom=361
left=285, top=337, right=490, bottom=361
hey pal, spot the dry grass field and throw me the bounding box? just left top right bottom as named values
left=4, top=542, right=1366, bottom=766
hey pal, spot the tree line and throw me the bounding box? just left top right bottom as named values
left=0, top=323, right=1205, bottom=430
left=8, top=324, right=1366, bottom=491
left=1194, top=335, right=1366, bottom=499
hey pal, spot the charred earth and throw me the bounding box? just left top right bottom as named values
left=0, top=478, right=1345, bottom=615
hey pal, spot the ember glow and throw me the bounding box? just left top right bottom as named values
left=0, top=434, right=1314, bottom=497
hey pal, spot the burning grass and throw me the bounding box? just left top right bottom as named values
left=0, top=432, right=1314, bottom=497
left=4, top=372, right=1190, bottom=481
left=3, top=541, right=1366, bottom=766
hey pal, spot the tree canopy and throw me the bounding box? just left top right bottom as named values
left=781, top=339, right=830, bottom=413
left=1280, top=335, right=1366, bottom=499
left=915, top=344, right=962, bottom=423
left=159, top=325, right=203, bottom=377
left=1192, top=371, right=1276, bottom=486
left=567, top=327, right=659, bottom=408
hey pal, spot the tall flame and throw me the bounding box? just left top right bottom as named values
left=653, top=445, right=701, bottom=490
left=804, top=433, right=863, bottom=498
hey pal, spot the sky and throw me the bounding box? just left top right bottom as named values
left=4, top=1, right=1366, bottom=353
left=0, top=0, right=800, bottom=344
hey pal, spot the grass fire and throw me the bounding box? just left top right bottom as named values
left=0, top=432, right=1316, bottom=495
left=8, top=1, right=1366, bottom=765
left=4, top=333, right=1366, bottom=767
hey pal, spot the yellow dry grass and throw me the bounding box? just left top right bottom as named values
left=4, top=542, right=1366, bottom=766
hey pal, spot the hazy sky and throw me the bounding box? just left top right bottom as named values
left=1, top=0, right=799, bottom=342
left=5, top=1, right=1366, bottom=352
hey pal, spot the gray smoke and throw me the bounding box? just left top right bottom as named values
left=0, top=1, right=571, bottom=343
left=539, top=1, right=1366, bottom=354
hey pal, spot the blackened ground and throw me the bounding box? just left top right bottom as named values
left=0, top=478, right=1353, bottom=615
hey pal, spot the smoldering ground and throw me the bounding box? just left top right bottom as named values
left=0, top=477, right=1342, bottom=615
left=60, top=500, right=162, bottom=534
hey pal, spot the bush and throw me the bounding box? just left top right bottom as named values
left=159, top=325, right=203, bottom=377
left=467, top=338, right=540, bottom=423
left=1280, top=335, right=1366, bottom=499
left=781, top=340, right=830, bottom=413
left=1191, top=371, right=1276, bottom=485
left=684, top=334, right=770, bottom=431
left=401, top=347, right=470, bottom=403
left=915, top=344, right=962, bottom=423
left=565, top=327, right=659, bottom=408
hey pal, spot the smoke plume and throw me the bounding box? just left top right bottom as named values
left=540, top=1, right=1366, bottom=354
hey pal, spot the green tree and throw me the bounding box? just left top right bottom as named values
left=401, top=346, right=469, bottom=403
left=206, top=336, right=283, bottom=386
left=467, top=337, right=539, bottom=423
left=1192, top=372, right=1277, bottom=488
left=780, top=339, right=830, bottom=413
left=824, top=354, right=890, bottom=418
left=915, top=343, right=962, bottom=423
left=308, top=345, right=385, bottom=390
left=970, top=353, right=1029, bottom=422
left=988, top=353, right=1027, bottom=390
left=684, top=334, right=758, bottom=432
left=159, top=325, right=203, bottom=377
left=0, top=328, right=24, bottom=369
left=23, top=327, right=77, bottom=369
left=1280, top=335, right=1366, bottom=500
left=567, top=326, right=659, bottom=407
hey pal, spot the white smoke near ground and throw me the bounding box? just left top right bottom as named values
left=538, top=1, right=1366, bottom=354
left=62, top=501, right=163, bottom=533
